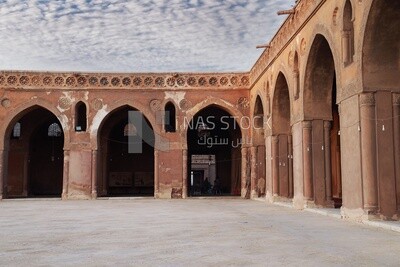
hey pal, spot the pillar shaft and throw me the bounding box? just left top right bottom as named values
left=324, top=121, right=332, bottom=203
left=272, top=136, right=279, bottom=196
left=154, top=150, right=159, bottom=198
left=250, top=146, right=257, bottom=198
left=393, top=94, right=400, bottom=212
left=0, top=149, right=4, bottom=200
left=288, top=135, right=293, bottom=198
left=62, top=150, right=70, bottom=200
left=293, top=71, right=300, bottom=100
left=241, top=147, right=248, bottom=198
left=303, top=121, right=313, bottom=200
left=182, top=149, right=188, bottom=199
left=91, top=150, right=98, bottom=199
left=360, top=93, right=378, bottom=212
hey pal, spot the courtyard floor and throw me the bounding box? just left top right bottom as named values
left=0, top=199, right=399, bottom=266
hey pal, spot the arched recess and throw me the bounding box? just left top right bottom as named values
left=252, top=95, right=266, bottom=197
left=342, top=0, right=354, bottom=65
left=97, top=105, right=155, bottom=197
left=363, top=0, right=400, bottom=89
left=4, top=106, right=64, bottom=198
left=271, top=72, right=293, bottom=199
left=186, top=104, right=242, bottom=197
left=75, top=101, right=87, bottom=132
left=304, top=34, right=341, bottom=208
left=164, top=101, right=176, bottom=133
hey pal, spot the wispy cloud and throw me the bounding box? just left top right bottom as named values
left=0, top=0, right=291, bottom=72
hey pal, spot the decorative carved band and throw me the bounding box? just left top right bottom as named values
left=0, top=71, right=249, bottom=90
left=250, top=0, right=324, bottom=84
left=360, top=93, right=375, bottom=106
left=303, top=121, right=312, bottom=129
left=271, top=135, right=279, bottom=143
left=323, top=120, right=331, bottom=129
left=393, top=94, right=400, bottom=106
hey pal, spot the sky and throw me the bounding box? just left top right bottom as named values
left=0, top=0, right=291, bottom=72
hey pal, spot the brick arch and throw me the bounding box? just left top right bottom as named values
left=362, top=0, right=400, bottom=90
left=303, top=33, right=338, bottom=120
left=301, top=25, right=342, bottom=104
left=250, top=89, right=267, bottom=120
left=271, top=71, right=291, bottom=135
left=0, top=98, right=71, bottom=150
left=270, top=65, right=293, bottom=105
left=90, top=99, right=158, bottom=150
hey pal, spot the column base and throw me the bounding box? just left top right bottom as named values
left=324, top=199, right=335, bottom=208
left=341, top=206, right=379, bottom=222
left=265, top=191, right=274, bottom=203
left=303, top=200, right=317, bottom=208
left=91, top=191, right=97, bottom=200
left=250, top=190, right=258, bottom=199
left=271, top=195, right=293, bottom=205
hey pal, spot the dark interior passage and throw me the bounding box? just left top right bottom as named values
left=187, top=105, right=241, bottom=196
left=7, top=107, right=64, bottom=198
left=98, top=106, right=154, bottom=197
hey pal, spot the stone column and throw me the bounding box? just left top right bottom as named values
left=324, top=121, right=333, bottom=204
left=293, top=71, right=300, bottom=100
left=272, top=136, right=279, bottom=197
left=182, top=149, right=188, bottom=199
left=360, top=93, right=378, bottom=213
left=91, top=150, right=98, bottom=199
left=250, top=146, right=258, bottom=198
left=154, top=150, right=159, bottom=198
left=303, top=121, right=313, bottom=201
left=241, top=147, right=248, bottom=198
left=342, top=31, right=350, bottom=64
left=288, top=135, right=293, bottom=198
left=62, top=150, right=70, bottom=200
left=393, top=94, right=400, bottom=212
left=0, top=149, right=4, bottom=200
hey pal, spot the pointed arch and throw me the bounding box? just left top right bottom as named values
left=164, top=101, right=176, bottom=133
left=303, top=34, right=337, bottom=120
left=343, top=0, right=354, bottom=65
left=75, top=101, right=87, bottom=132
left=362, top=0, right=400, bottom=89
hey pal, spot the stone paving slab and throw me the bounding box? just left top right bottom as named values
left=0, top=199, right=399, bottom=266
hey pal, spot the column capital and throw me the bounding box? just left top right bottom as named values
left=303, top=120, right=312, bottom=129
left=392, top=93, right=400, bottom=106
left=360, top=93, right=375, bottom=106
left=323, top=120, right=332, bottom=129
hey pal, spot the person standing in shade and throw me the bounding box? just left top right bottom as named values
left=213, top=176, right=221, bottom=195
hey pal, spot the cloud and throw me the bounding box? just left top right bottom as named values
left=0, top=0, right=291, bottom=72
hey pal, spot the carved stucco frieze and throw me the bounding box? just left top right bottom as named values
left=149, top=99, right=162, bottom=112
left=237, top=97, right=249, bottom=111
left=250, top=0, right=323, bottom=84
left=392, top=94, right=400, bottom=106
left=58, top=97, right=72, bottom=110
left=92, top=98, right=104, bottom=111
left=1, top=98, right=11, bottom=108
left=179, top=99, right=192, bottom=110
left=360, top=93, right=375, bottom=106
left=0, top=72, right=250, bottom=90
